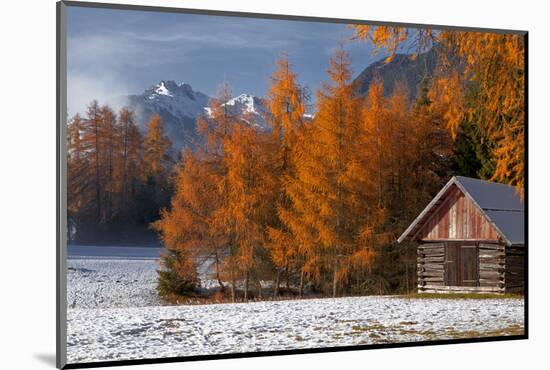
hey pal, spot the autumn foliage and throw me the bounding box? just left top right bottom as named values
left=352, top=25, right=525, bottom=194
left=69, top=26, right=525, bottom=301
left=154, top=48, right=459, bottom=300
left=67, top=102, right=174, bottom=244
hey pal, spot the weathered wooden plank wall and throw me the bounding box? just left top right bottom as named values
left=412, top=184, right=524, bottom=295
left=505, top=245, right=525, bottom=293
left=417, top=242, right=509, bottom=294
left=417, top=243, right=444, bottom=290
left=478, top=243, right=505, bottom=293
left=418, top=285, right=504, bottom=294
left=416, top=185, right=500, bottom=242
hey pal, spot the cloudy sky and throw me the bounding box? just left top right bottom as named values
left=67, top=5, right=392, bottom=116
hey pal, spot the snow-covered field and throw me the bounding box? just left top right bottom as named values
left=66, top=254, right=524, bottom=365
left=67, top=258, right=162, bottom=308
left=67, top=296, right=524, bottom=364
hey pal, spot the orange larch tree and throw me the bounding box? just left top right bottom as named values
left=80, top=100, right=105, bottom=222
left=117, top=107, right=143, bottom=213
left=284, top=49, right=373, bottom=297
left=196, top=82, right=242, bottom=302
left=67, top=113, right=88, bottom=225
left=100, top=105, right=118, bottom=222
left=351, top=25, right=525, bottom=194
left=143, top=113, right=172, bottom=183
left=142, top=113, right=174, bottom=224
left=224, top=122, right=275, bottom=301
left=153, top=150, right=220, bottom=297
left=265, top=55, right=309, bottom=297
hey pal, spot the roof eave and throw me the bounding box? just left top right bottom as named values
left=452, top=180, right=514, bottom=247
left=397, top=176, right=517, bottom=246
left=397, top=176, right=458, bottom=244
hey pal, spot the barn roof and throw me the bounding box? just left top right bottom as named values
left=397, top=176, right=524, bottom=246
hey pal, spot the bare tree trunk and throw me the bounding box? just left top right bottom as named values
left=332, top=259, right=338, bottom=298
left=94, top=120, right=102, bottom=222
left=121, top=120, right=128, bottom=207
left=379, top=245, right=384, bottom=295
left=405, top=245, right=409, bottom=294
left=244, top=271, right=249, bottom=302
left=106, top=130, right=113, bottom=222
left=215, top=250, right=224, bottom=291
left=285, top=265, right=290, bottom=290
left=273, top=269, right=280, bottom=299
left=298, top=268, right=304, bottom=298
left=257, top=278, right=262, bottom=300
left=230, top=266, right=236, bottom=303
left=334, top=92, right=343, bottom=301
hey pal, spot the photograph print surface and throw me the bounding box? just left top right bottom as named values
left=60, top=2, right=526, bottom=366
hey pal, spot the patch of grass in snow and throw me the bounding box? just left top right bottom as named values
left=403, top=293, right=523, bottom=300
left=445, top=324, right=524, bottom=339
left=445, top=329, right=483, bottom=339
left=398, top=328, right=420, bottom=335
left=485, top=324, right=525, bottom=337
left=420, top=329, right=439, bottom=336
left=351, top=324, right=386, bottom=332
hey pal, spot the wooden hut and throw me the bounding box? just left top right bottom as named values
left=398, top=176, right=525, bottom=294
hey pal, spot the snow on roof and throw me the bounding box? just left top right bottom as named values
left=397, top=176, right=525, bottom=246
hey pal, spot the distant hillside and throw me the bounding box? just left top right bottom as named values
left=353, top=47, right=439, bottom=100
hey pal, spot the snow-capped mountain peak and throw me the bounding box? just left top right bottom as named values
left=141, top=80, right=210, bottom=111
left=207, top=93, right=268, bottom=129
left=148, top=80, right=201, bottom=101
left=224, top=94, right=259, bottom=114
left=123, top=80, right=211, bottom=150
left=121, top=81, right=269, bottom=151
left=153, top=81, right=173, bottom=97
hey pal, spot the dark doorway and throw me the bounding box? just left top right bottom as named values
left=444, top=243, right=479, bottom=286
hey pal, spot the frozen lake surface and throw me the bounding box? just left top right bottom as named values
left=66, top=255, right=525, bottom=365
left=68, top=244, right=164, bottom=259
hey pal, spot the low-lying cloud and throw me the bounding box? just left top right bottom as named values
left=67, top=71, right=132, bottom=117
